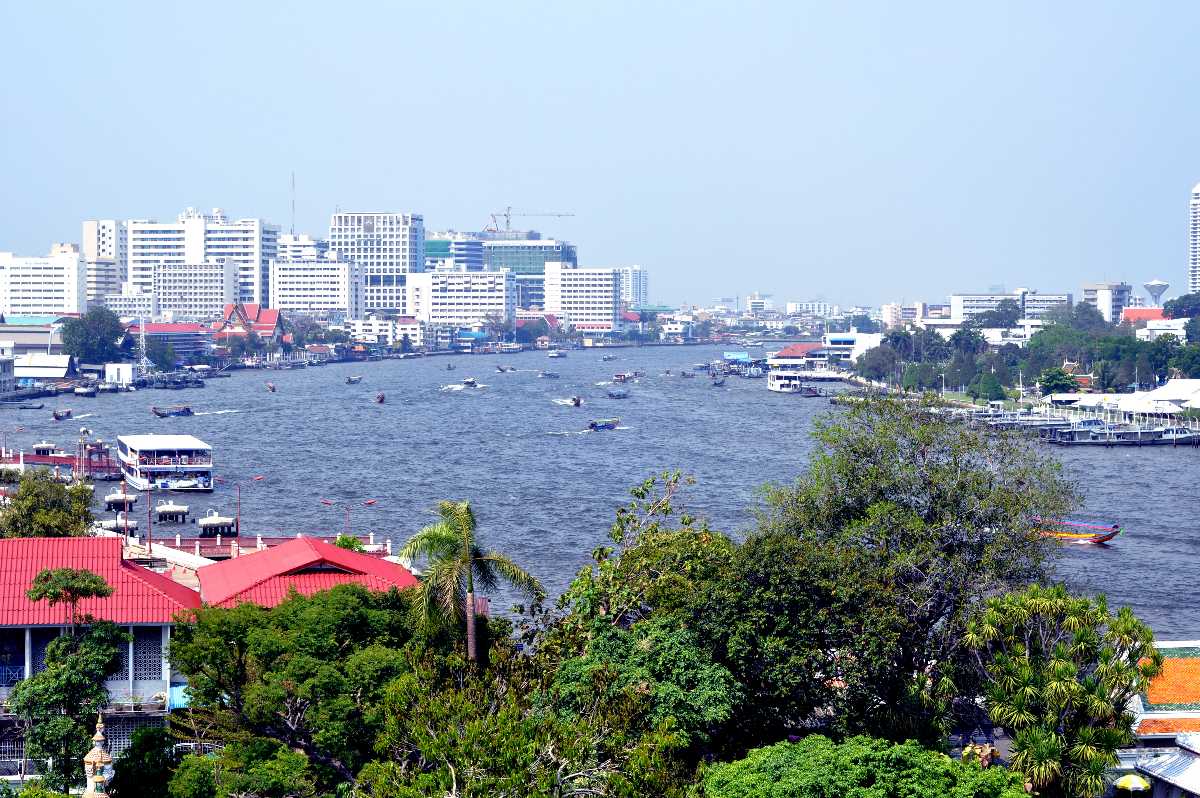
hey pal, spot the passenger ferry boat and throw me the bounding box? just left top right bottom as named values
left=116, top=434, right=214, bottom=492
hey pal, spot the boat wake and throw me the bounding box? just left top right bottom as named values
left=551, top=398, right=579, bottom=407
left=74, top=413, right=96, bottom=419
left=193, top=409, right=242, bottom=416
left=594, top=381, right=611, bottom=386
left=441, top=383, right=488, bottom=392
left=547, top=430, right=590, bottom=436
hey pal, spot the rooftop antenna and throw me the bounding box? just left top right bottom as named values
left=290, top=171, right=296, bottom=235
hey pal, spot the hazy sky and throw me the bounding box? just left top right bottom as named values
left=2, top=2, right=1198, bottom=307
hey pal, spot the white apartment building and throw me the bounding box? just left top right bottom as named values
left=0, top=243, right=87, bottom=316
left=746, top=292, right=773, bottom=314
left=348, top=317, right=424, bottom=348
left=616, top=266, right=648, bottom=308
left=408, top=270, right=515, bottom=327
left=104, top=291, right=158, bottom=321
left=82, top=219, right=128, bottom=303
left=1081, top=282, right=1133, bottom=325
left=543, top=261, right=622, bottom=334
left=269, top=255, right=363, bottom=318
left=785, top=301, right=839, bottom=317
left=126, top=208, right=278, bottom=306
left=949, top=289, right=1071, bottom=321
left=1190, top=183, right=1200, bottom=294
left=152, top=260, right=238, bottom=320
left=275, top=233, right=329, bottom=263
left=328, top=212, right=424, bottom=313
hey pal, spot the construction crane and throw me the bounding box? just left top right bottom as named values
left=487, top=206, right=575, bottom=232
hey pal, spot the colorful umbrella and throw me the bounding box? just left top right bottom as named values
left=1114, top=774, right=1150, bottom=792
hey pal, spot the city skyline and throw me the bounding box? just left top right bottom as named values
left=5, top=3, right=1200, bottom=306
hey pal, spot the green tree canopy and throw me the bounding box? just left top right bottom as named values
left=965, top=584, right=1163, bottom=798
left=854, top=345, right=898, bottom=382
left=26, top=567, right=113, bottom=633
left=702, top=735, right=1028, bottom=798
left=973, top=298, right=1023, bottom=329
left=1164, top=292, right=1200, bottom=319
left=756, top=398, right=1076, bottom=741
left=1037, top=367, right=1078, bottom=395
left=109, top=726, right=180, bottom=798
left=60, top=307, right=124, bottom=365
left=0, top=471, right=94, bottom=538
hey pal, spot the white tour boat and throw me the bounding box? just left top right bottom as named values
left=116, top=434, right=214, bottom=492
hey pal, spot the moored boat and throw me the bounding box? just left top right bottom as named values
left=607, top=388, right=629, bottom=399
left=375, top=393, right=386, bottom=404
left=74, top=384, right=98, bottom=398
left=1038, top=518, right=1121, bottom=545
left=151, top=405, right=193, bottom=418
left=588, top=418, right=620, bottom=431
left=116, top=433, right=213, bottom=492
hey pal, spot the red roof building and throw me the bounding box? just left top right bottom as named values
left=211, top=303, right=283, bottom=343
left=0, top=537, right=199, bottom=626
left=1123, top=307, right=1167, bottom=324
left=773, top=342, right=824, bottom=359
left=197, top=537, right=419, bottom=608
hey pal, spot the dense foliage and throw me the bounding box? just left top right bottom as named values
left=966, top=584, right=1163, bottom=798
left=60, top=307, right=125, bottom=365
left=0, top=471, right=94, bottom=537
left=109, top=726, right=179, bottom=798
left=702, top=735, right=1028, bottom=798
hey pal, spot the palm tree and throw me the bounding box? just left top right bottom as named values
left=400, top=500, right=545, bottom=662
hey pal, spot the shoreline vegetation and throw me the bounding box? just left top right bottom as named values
left=0, top=398, right=1161, bottom=798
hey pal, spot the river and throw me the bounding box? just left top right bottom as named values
left=5, top=345, right=1195, bottom=637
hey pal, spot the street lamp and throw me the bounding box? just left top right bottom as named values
left=939, top=373, right=946, bottom=396
left=215, top=475, right=266, bottom=536
left=319, top=497, right=378, bottom=537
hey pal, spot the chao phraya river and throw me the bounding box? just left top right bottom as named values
left=6, top=345, right=1196, bottom=637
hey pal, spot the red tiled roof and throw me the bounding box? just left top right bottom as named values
left=1137, top=718, right=1200, bottom=735
left=0, top=538, right=200, bottom=625
left=197, top=537, right=418, bottom=608
left=1123, top=308, right=1167, bottom=323
left=214, top=304, right=282, bottom=337
left=393, top=317, right=418, bottom=324
left=128, top=323, right=209, bottom=334
left=775, top=342, right=823, bottom=358
left=1148, top=657, right=1200, bottom=707
left=621, top=311, right=641, bottom=322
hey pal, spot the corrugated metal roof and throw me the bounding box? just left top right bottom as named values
left=117, top=434, right=211, bottom=451
left=198, top=537, right=418, bottom=608
left=1137, top=747, right=1200, bottom=792
left=0, top=538, right=200, bottom=625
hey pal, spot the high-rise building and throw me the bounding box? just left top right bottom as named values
left=616, top=266, right=648, bottom=308
left=327, top=212, right=424, bottom=313
left=543, top=261, right=622, bottom=333
left=81, top=220, right=128, bottom=303
left=275, top=233, right=329, bottom=263
left=126, top=208, right=278, bottom=306
left=269, top=254, right=363, bottom=318
left=1190, top=184, right=1200, bottom=294
left=0, top=244, right=88, bottom=316
left=408, top=270, right=516, bottom=327
left=425, top=232, right=484, bottom=272
left=950, top=289, right=1071, bottom=321
left=483, top=238, right=577, bottom=308
left=152, top=260, right=239, bottom=320
left=1081, top=282, right=1133, bottom=324
left=745, top=292, right=772, bottom=314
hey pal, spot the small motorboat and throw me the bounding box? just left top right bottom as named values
left=52, top=408, right=72, bottom=421
left=711, top=377, right=726, bottom=387
left=680, top=371, right=695, bottom=378
left=375, top=393, right=386, bottom=404
left=18, top=403, right=43, bottom=410
left=571, top=396, right=582, bottom=407
left=588, top=418, right=620, bottom=431
left=607, top=388, right=629, bottom=399
left=151, top=405, right=194, bottom=418
left=613, top=373, right=629, bottom=383
left=1037, top=518, right=1121, bottom=545
left=346, top=375, right=363, bottom=385
left=663, top=369, right=672, bottom=376
left=446, top=363, right=456, bottom=371
left=548, top=350, right=567, bottom=359
left=602, top=354, right=617, bottom=362
left=74, top=384, right=98, bottom=398
left=265, top=382, right=277, bottom=393
left=539, top=371, right=560, bottom=379
left=463, top=377, right=478, bottom=388
left=496, top=365, right=516, bottom=373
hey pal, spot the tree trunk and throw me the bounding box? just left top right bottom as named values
left=465, top=591, right=477, bottom=662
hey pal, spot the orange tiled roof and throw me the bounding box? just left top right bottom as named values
left=1137, top=718, right=1200, bottom=735
left=1147, top=657, right=1200, bottom=707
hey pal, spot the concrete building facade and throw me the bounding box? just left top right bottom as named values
left=1081, top=282, right=1133, bottom=325
left=126, top=208, right=278, bottom=307
left=543, top=261, right=622, bottom=334
left=269, top=255, right=363, bottom=318
left=152, top=260, right=239, bottom=320
left=483, top=238, right=576, bottom=308
left=425, top=232, right=484, bottom=272
left=0, top=244, right=88, bottom=316
left=327, top=212, right=424, bottom=314
left=81, top=219, right=128, bottom=303
left=408, top=270, right=516, bottom=327
left=949, top=289, right=1071, bottom=321
left=616, top=265, right=648, bottom=308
